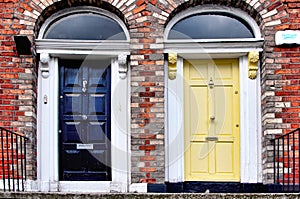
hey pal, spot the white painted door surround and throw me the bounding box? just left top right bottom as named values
left=164, top=5, right=264, bottom=184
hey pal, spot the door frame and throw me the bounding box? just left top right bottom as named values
left=31, top=6, right=131, bottom=192
left=33, top=55, right=130, bottom=192
left=164, top=4, right=264, bottom=184
left=165, top=54, right=262, bottom=183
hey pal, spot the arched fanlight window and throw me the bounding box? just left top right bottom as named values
left=36, top=7, right=130, bottom=55
left=167, top=13, right=255, bottom=39
left=44, top=13, right=127, bottom=40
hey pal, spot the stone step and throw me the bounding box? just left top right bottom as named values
left=0, top=192, right=300, bottom=199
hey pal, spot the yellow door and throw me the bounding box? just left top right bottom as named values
left=184, top=59, right=240, bottom=181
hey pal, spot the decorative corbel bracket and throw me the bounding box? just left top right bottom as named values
left=248, top=51, right=259, bottom=79
left=40, top=53, right=50, bottom=78
left=168, top=53, right=177, bottom=80
left=118, top=53, right=128, bottom=79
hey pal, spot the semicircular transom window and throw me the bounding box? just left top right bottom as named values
left=168, top=13, right=255, bottom=39
left=44, top=13, right=127, bottom=40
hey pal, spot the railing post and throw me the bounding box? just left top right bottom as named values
left=0, top=127, right=28, bottom=192
left=272, top=128, right=300, bottom=193
left=277, top=138, right=280, bottom=187
left=23, top=137, right=27, bottom=191
left=273, top=138, right=276, bottom=185
left=1, top=128, right=5, bottom=192
left=6, top=129, right=10, bottom=191
left=16, top=135, right=19, bottom=192
left=20, top=137, right=24, bottom=192
left=293, top=132, right=295, bottom=192
left=11, top=133, right=15, bottom=191
left=298, top=129, right=300, bottom=193
left=288, top=134, right=290, bottom=192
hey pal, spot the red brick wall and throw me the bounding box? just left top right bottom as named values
left=0, top=0, right=299, bottom=184
left=0, top=0, right=37, bottom=179
left=270, top=0, right=300, bottom=186
left=129, top=0, right=165, bottom=183
left=275, top=0, right=300, bottom=133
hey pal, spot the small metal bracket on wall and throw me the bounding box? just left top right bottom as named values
left=168, top=52, right=177, bottom=80
left=40, top=53, right=50, bottom=78
left=248, top=51, right=259, bottom=79
left=118, top=53, right=128, bottom=79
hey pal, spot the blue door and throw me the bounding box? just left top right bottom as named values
left=59, top=59, right=111, bottom=181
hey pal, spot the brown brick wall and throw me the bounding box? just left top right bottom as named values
left=129, top=0, right=165, bottom=183
left=259, top=0, right=300, bottom=183
left=0, top=0, right=300, bottom=184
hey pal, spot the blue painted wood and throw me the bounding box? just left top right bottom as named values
left=59, top=59, right=111, bottom=181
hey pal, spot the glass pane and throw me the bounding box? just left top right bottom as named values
left=44, top=14, right=126, bottom=40
left=168, top=14, right=254, bottom=39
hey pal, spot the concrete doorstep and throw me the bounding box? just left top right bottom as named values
left=0, top=192, right=300, bottom=199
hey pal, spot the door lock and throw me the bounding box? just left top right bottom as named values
left=82, top=80, right=88, bottom=93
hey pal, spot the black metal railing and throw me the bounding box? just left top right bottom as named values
left=0, top=127, right=28, bottom=191
left=273, top=128, right=300, bottom=192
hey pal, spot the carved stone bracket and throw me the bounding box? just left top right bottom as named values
left=168, top=53, right=177, bottom=80
left=118, top=53, right=128, bottom=79
left=40, top=53, right=50, bottom=78
left=248, top=51, right=259, bottom=79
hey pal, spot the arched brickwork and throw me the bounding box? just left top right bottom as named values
left=33, top=1, right=128, bottom=38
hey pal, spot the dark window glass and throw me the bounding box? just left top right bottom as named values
left=44, top=14, right=127, bottom=40
left=168, top=14, right=254, bottom=39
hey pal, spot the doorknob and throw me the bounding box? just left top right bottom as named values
left=82, top=115, right=88, bottom=120
left=210, top=116, right=215, bottom=120
left=82, top=80, right=88, bottom=93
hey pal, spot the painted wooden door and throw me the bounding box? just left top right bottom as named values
left=184, top=59, right=240, bottom=181
left=59, top=59, right=111, bottom=181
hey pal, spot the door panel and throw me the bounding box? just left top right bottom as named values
left=184, top=59, right=240, bottom=181
left=215, top=86, right=233, bottom=135
left=59, top=59, right=111, bottom=181
left=190, top=142, right=209, bottom=173
left=190, top=86, right=208, bottom=136
left=216, top=142, right=233, bottom=173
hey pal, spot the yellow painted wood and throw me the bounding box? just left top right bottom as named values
left=184, top=59, right=240, bottom=182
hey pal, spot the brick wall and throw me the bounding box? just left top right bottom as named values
left=129, top=0, right=165, bottom=184
left=0, top=0, right=37, bottom=179
left=260, top=0, right=300, bottom=183
left=0, top=0, right=300, bottom=185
